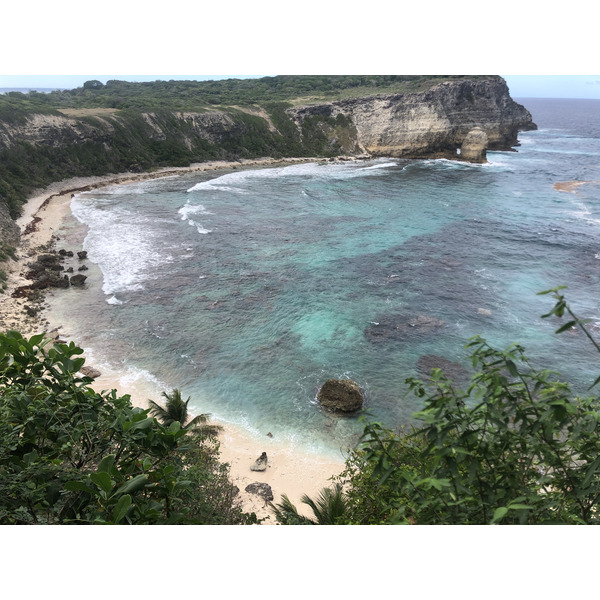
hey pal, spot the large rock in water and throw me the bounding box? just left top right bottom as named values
left=460, top=127, right=489, bottom=163
left=70, top=274, right=87, bottom=286
left=317, top=379, right=364, bottom=413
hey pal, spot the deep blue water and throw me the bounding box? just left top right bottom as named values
left=49, top=98, right=600, bottom=457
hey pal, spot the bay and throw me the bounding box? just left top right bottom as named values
left=48, top=98, right=600, bottom=457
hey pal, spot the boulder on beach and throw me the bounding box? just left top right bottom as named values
left=80, top=366, right=102, bottom=379
left=245, top=482, right=274, bottom=503
left=250, top=452, right=268, bottom=472
left=317, top=378, right=364, bottom=413
left=37, top=253, right=60, bottom=266
left=69, top=274, right=87, bottom=286
left=77, top=251, right=88, bottom=260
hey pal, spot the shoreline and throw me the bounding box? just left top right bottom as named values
left=0, top=156, right=347, bottom=523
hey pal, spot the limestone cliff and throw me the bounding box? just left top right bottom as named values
left=285, top=77, right=536, bottom=162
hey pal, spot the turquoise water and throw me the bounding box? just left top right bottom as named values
left=49, top=99, right=600, bottom=457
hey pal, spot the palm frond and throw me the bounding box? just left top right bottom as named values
left=148, top=399, right=172, bottom=425
left=271, top=494, right=316, bottom=525
left=301, top=484, right=348, bottom=525
left=149, top=389, right=222, bottom=437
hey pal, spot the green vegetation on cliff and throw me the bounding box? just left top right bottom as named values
left=1, top=75, right=495, bottom=114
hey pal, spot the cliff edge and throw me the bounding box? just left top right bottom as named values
left=286, top=77, right=535, bottom=162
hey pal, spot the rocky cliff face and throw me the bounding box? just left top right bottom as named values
left=0, top=110, right=243, bottom=152
left=0, top=201, right=19, bottom=247
left=286, top=77, right=536, bottom=162
left=0, top=77, right=535, bottom=162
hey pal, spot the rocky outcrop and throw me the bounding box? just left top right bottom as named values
left=69, top=274, right=87, bottom=286
left=0, top=201, right=19, bottom=247
left=80, top=366, right=102, bottom=379
left=460, top=127, right=488, bottom=162
left=365, top=314, right=446, bottom=344
left=245, top=482, right=274, bottom=503
left=286, top=77, right=536, bottom=163
left=0, top=78, right=534, bottom=163
left=317, top=379, right=364, bottom=413
left=250, top=452, right=268, bottom=472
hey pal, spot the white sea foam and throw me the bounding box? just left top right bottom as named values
left=186, top=159, right=400, bottom=194
left=93, top=176, right=179, bottom=196
left=178, top=202, right=212, bottom=221
left=361, top=161, right=398, bottom=170
left=119, top=366, right=169, bottom=395
left=188, top=219, right=212, bottom=234
left=71, top=196, right=174, bottom=295
left=106, top=295, right=124, bottom=305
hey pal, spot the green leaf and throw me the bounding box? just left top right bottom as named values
left=114, top=474, right=148, bottom=497
left=28, top=333, right=46, bottom=347
left=555, top=320, right=577, bottom=334
left=112, top=494, right=132, bottom=524
left=491, top=506, right=508, bottom=524
left=64, top=480, right=93, bottom=493
left=582, top=456, right=600, bottom=488
left=537, top=286, right=567, bottom=296
left=90, top=472, right=113, bottom=495
left=508, top=503, right=533, bottom=510
left=97, top=454, right=115, bottom=474
left=505, top=360, right=519, bottom=377
left=23, top=449, right=39, bottom=466
left=130, top=417, right=154, bottom=431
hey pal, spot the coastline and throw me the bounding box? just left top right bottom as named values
left=0, top=156, right=347, bottom=524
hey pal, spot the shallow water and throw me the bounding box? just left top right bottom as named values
left=48, top=98, right=600, bottom=457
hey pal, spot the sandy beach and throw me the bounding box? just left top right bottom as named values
left=0, top=157, right=347, bottom=524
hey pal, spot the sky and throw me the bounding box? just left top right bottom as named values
left=3, top=2, right=599, bottom=98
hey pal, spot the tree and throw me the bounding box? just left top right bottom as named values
left=272, top=484, right=349, bottom=525
left=83, top=80, right=104, bottom=90
left=148, top=388, right=222, bottom=437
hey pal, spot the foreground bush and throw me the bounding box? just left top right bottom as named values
left=0, top=331, right=256, bottom=524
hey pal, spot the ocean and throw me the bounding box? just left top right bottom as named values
left=47, top=98, right=600, bottom=458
